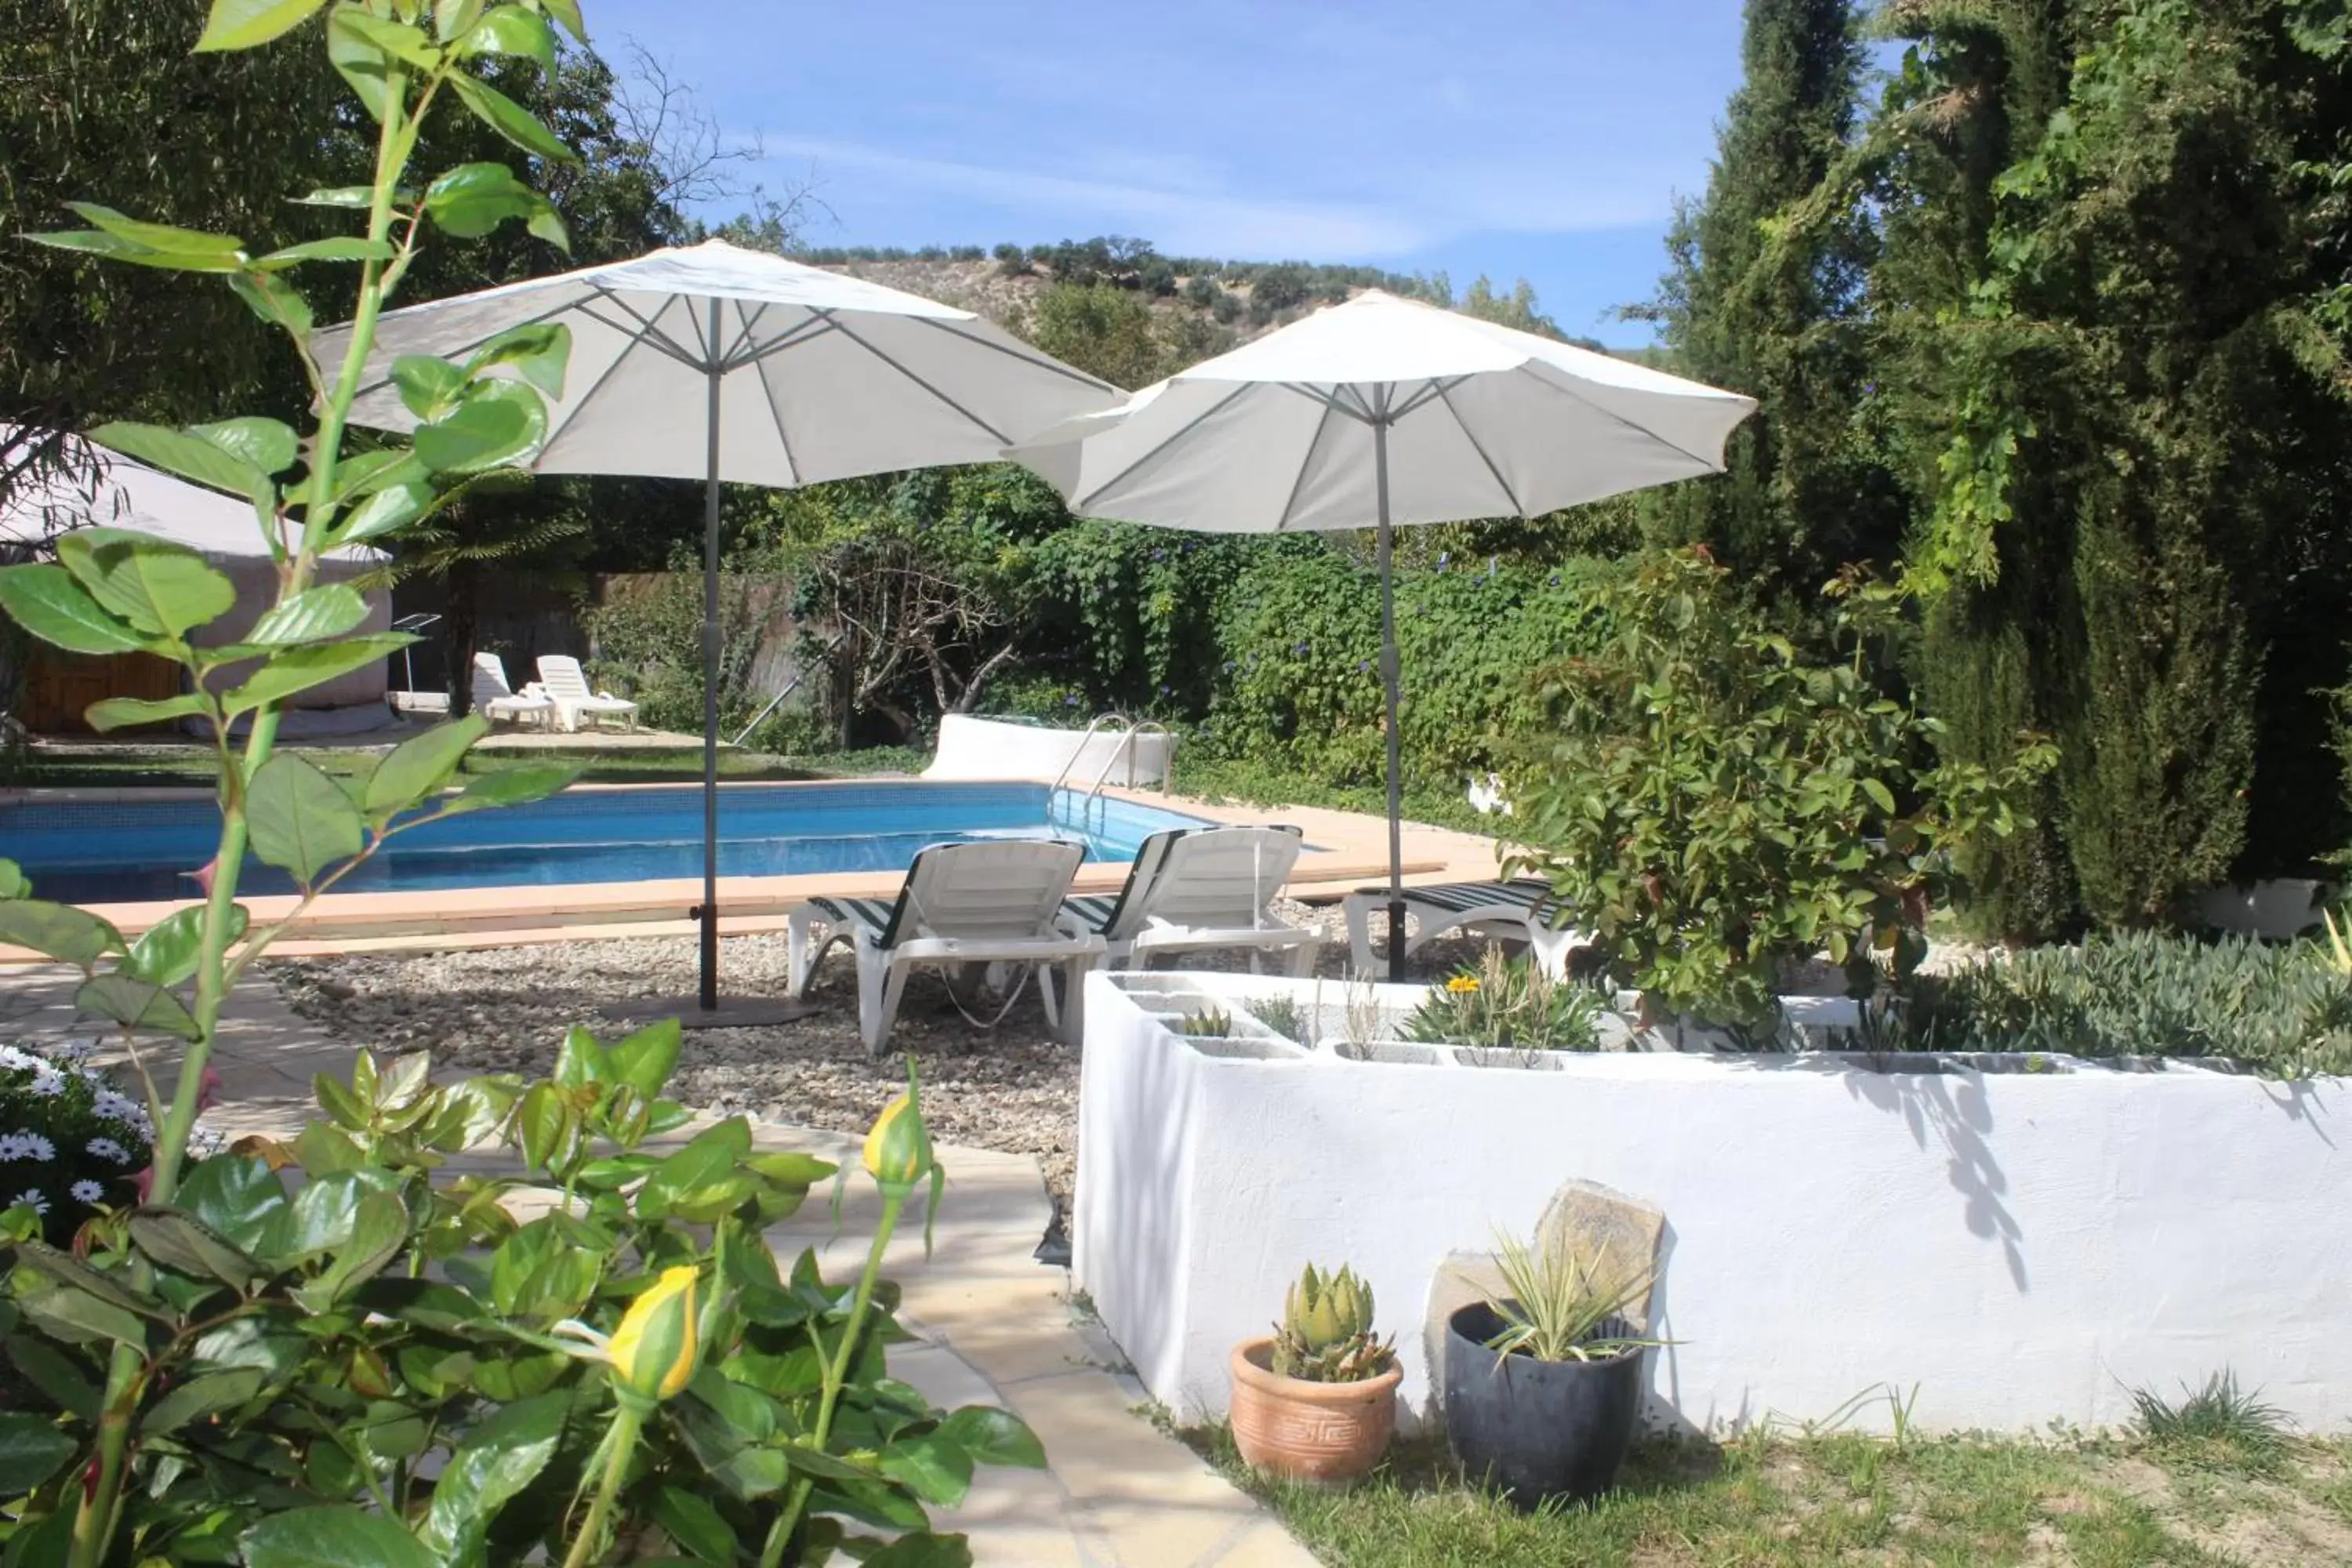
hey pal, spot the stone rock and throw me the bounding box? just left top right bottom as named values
left=1419, top=1178, right=1667, bottom=1421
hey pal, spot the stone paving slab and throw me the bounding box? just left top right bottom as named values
left=0, top=964, right=1318, bottom=1568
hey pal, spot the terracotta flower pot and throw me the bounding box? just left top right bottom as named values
left=1229, top=1336, right=1401, bottom=1483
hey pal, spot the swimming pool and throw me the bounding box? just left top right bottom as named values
left=1, top=782, right=1216, bottom=905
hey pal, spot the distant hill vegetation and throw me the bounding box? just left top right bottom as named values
left=758, top=233, right=1663, bottom=390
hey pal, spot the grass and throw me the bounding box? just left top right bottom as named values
left=1185, top=1420, right=2352, bottom=1566
left=2131, top=1372, right=2293, bottom=1475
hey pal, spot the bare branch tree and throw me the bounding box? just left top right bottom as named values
left=612, top=38, right=832, bottom=252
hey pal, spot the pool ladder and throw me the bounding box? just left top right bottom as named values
left=1048, top=714, right=1171, bottom=829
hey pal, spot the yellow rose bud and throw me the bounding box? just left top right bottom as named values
left=862, top=1090, right=933, bottom=1189
left=607, top=1265, right=699, bottom=1402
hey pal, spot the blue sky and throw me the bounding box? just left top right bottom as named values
left=586, top=0, right=1750, bottom=346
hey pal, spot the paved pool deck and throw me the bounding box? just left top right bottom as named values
left=0, top=965, right=1318, bottom=1568
left=1, top=779, right=1506, bottom=957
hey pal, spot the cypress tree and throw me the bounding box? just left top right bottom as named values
left=1644, top=0, right=1900, bottom=604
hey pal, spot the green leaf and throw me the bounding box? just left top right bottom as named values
left=229, top=271, right=315, bottom=336
left=413, top=383, right=547, bottom=474
left=1862, top=777, right=1897, bottom=814
left=0, top=860, right=27, bottom=898
left=605, top=1018, right=683, bottom=1098
left=422, top=160, right=552, bottom=240
left=462, top=5, right=554, bottom=71
left=125, top=904, right=248, bottom=987
left=326, top=4, right=396, bottom=121
left=7, top=1337, right=98, bottom=1419
left=86, top=691, right=206, bottom=732
left=250, top=584, right=371, bottom=645
left=25, top=227, right=245, bottom=272
left=392, top=355, right=470, bottom=420
left=190, top=416, right=300, bottom=477
left=434, top=0, right=487, bottom=41
left=513, top=1083, right=570, bottom=1172
left=419, top=1392, right=566, bottom=1562
left=89, top=420, right=270, bottom=504
left=310, top=1189, right=410, bottom=1301
left=365, top=715, right=489, bottom=822
left=0, top=1412, right=75, bottom=1494
left=862, top=1534, right=977, bottom=1568
left=452, top=762, right=576, bottom=810
left=223, top=633, right=413, bottom=715
left=0, top=901, right=125, bottom=969
left=62, top=201, right=242, bottom=256
left=334, top=9, right=440, bottom=65
left=195, top=0, right=332, bottom=50
left=336, top=478, right=432, bottom=544
left=296, top=185, right=377, bottom=208
left=74, top=974, right=200, bottom=1040
left=449, top=71, right=576, bottom=162
left=252, top=237, right=397, bottom=269
left=55, top=526, right=238, bottom=637
left=877, top=1432, right=975, bottom=1508
left=243, top=1506, right=440, bottom=1568
left=247, top=752, right=367, bottom=886
left=129, top=1206, right=263, bottom=1286
left=177, top=1157, right=290, bottom=1255
left=652, top=1486, right=735, bottom=1566
left=140, top=1367, right=266, bottom=1436
left=0, top=564, right=153, bottom=655
left=465, top=321, right=572, bottom=400
left=538, top=0, right=586, bottom=42
left=938, top=1406, right=1047, bottom=1469
left=18, top=1284, right=150, bottom=1350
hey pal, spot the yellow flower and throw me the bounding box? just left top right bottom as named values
left=606, top=1265, right=699, bottom=1401
left=1446, top=975, right=1481, bottom=996
left=862, top=1088, right=934, bottom=1189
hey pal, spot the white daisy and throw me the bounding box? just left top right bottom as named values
left=86, top=1137, right=131, bottom=1164
left=46, top=1039, right=93, bottom=1061
left=69, top=1179, right=105, bottom=1204
left=92, top=1090, right=151, bottom=1130
left=29, top=1068, right=65, bottom=1097
left=3, top=1132, right=56, bottom=1163
left=0, top=1135, right=28, bottom=1162
left=0, top=1044, right=38, bottom=1073
left=10, top=1189, right=47, bottom=1216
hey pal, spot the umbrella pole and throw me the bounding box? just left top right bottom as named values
left=1375, top=416, right=1406, bottom=985
left=699, top=300, right=723, bottom=1012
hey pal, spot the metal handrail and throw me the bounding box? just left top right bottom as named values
left=1083, top=720, right=1171, bottom=802
left=1046, top=713, right=1131, bottom=796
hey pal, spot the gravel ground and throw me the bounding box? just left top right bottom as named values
left=268, top=900, right=1482, bottom=1209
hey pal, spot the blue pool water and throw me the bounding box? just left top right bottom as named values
left=0, top=782, right=1216, bottom=904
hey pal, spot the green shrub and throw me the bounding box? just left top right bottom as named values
left=1894, top=930, right=2352, bottom=1076
left=1505, top=550, right=2055, bottom=1028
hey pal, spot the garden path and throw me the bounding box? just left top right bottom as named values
left=0, top=964, right=1316, bottom=1568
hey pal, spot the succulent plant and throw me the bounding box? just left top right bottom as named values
left=1178, top=1006, right=1234, bottom=1038
left=1272, top=1263, right=1394, bottom=1383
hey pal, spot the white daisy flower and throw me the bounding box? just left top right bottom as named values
left=0, top=1044, right=38, bottom=1073
left=5, top=1133, right=55, bottom=1163
left=86, top=1137, right=131, bottom=1164
left=92, top=1090, right=151, bottom=1130
left=10, top=1189, right=47, bottom=1216
left=47, top=1039, right=94, bottom=1061
left=70, top=1180, right=104, bottom=1204
left=0, top=1135, right=27, bottom=1162
left=30, top=1068, right=65, bottom=1097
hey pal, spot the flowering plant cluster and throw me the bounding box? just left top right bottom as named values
left=0, top=1040, right=156, bottom=1243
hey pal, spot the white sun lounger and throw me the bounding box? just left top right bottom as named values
left=1342, top=877, right=1589, bottom=978
left=1058, top=824, right=1321, bottom=975
left=785, top=840, right=1109, bottom=1053
left=471, top=652, right=557, bottom=728
left=535, top=654, right=639, bottom=733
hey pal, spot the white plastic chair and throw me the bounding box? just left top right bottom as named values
left=1058, top=825, right=1321, bottom=975
left=471, top=652, right=557, bottom=728
left=1342, top=877, right=1589, bottom=978
left=785, top=840, right=1108, bottom=1053
left=535, top=655, right=638, bottom=732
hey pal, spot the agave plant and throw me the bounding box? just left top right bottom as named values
left=1272, top=1262, right=1395, bottom=1383
left=1479, top=1227, right=1659, bottom=1363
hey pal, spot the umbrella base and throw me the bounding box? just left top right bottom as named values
left=604, top=995, right=824, bottom=1031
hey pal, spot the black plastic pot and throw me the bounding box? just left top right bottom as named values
left=1442, top=1301, right=1645, bottom=1507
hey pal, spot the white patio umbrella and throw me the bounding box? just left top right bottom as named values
left=321, top=238, right=1117, bottom=1023
left=1007, top=289, right=1757, bottom=980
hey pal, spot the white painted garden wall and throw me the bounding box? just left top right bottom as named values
left=923, top=713, right=1171, bottom=786
left=1074, top=971, right=2352, bottom=1436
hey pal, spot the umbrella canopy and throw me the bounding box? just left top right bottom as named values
left=321, top=239, right=1119, bottom=1018
left=1007, top=289, right=1756, bottom=978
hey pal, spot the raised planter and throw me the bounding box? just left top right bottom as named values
left=1074, top=970, right=2352, bottom=1436
left=1443, top=1304, right=1644, bottom=1505
left=1229, top=1336, right=1402, bottom=1483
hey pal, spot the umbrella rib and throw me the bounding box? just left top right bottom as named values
left=1272, top=394, right=1341, bottom=532
left=747, top=325, right=802, bottom=487
left=578, top=289, right=711, bottom=372
left=1523, top=368, right=1723, bottom=472
left=728, top=312, right=844, bottom=369
left=1387, top=377, right=1463, bottom=421
left=913, top=316, right=1119, bottom=394
left=1434, top=383, right=1529, bottom=518
left=1070, top=383, right=1258, bottom=515
left=721, top=299, right=771, bottom=368
left=822, top=315, right=1017, bottom=443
